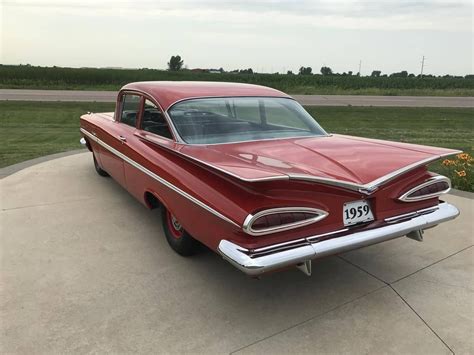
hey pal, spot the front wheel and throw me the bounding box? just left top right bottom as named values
left=162, top=207, right=199, bottom=256
left=93, top=154, right=109, bottom=177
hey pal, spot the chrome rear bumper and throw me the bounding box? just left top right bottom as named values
left=218, top=202, right=459, bottom=276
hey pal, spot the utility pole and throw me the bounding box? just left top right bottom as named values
left=358, top=60, right=362, bottom=76
left=420, top=56, right=425, bottom=78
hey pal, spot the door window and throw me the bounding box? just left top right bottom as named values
left=120, top=94, right=141, bottom=127
left=141, top=99, right=173, bottom=139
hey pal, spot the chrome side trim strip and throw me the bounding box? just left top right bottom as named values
left=305, top=228, right=350, bottom=242
left=251, top=228, right=349, bottom=255
left=384, top=205, right=439, bottom=224
left=288, top=151, right=461, bottom=194
left=242, top=207, right=329, bottom=236
left=398, top=175, right=451, bottom=202
left=218, top=202, right=460, bottom=276
left=80, top=128, right=240, bottom=227
left=287, top=174, right=365, bottom=192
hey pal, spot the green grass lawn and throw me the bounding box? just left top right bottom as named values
left=1, top=102, right=472, bottom=190
left=0, top=101, right=115, bottom=167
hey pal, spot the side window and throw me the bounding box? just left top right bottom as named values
left=120, top=94, right=141, bottom=127
left=141, top=99, right=173, bottom=139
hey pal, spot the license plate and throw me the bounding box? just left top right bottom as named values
left=343, top=200, right=374, bottom=226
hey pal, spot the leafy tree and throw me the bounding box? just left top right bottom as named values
left=167, top=55, right=184, bottom=71
left=348, top=71, right=353, bottom=76
left=320, top=66, right=333, bottom=76
left=371, top=70, right=381, bottom=77
left=239, top=68, right=253, bottom=74
left=299, top=66, right=312, bottom=75
left=287, top=70, right=294, bottom=75
left=390, top=70, right=408, bottom=78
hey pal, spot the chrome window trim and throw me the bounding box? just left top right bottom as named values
left=183, top=134, right=332, bottom=147
left=80, top=128, right=240, bottom=228
left=398, top=175, right=451, bottom=202
left=117, top=89, right=185, bottom=143
left=166, top=95, right=294, bottom=112
left=140, top=97, right=176, bottom=142
left=243, top=207, right=329, bottom=236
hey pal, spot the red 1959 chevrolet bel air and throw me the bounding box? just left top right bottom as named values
left=80, top=81, right=460, bottom=276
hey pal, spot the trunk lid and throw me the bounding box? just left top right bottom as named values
left=176, top=134, right=460, bottom=185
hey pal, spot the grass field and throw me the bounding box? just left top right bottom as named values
left=1, top=102, right=472, bottom=190
left=2, top=65, right=474, bottom=96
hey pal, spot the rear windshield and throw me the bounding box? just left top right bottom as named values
left=167, top=97, right=327, bottom=144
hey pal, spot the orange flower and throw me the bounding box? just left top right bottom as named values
left=442, top=159, right=455, bottom=166
left=455, top=170, right=467, bottom=177
left=457, top=153, right=470, bottom=161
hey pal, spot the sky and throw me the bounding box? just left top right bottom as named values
left=1, top=0, right=473, bottom=75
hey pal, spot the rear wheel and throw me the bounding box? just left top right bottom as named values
left=162, top=207, right=199, bottom=256
left=93, top=154, right=109, bottom=177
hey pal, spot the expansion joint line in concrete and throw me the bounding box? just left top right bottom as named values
left=337, top=246, right=474, bottom=355
left=229, top=284, right=387, bottom=354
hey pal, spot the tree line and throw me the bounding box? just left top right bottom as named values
left=167, top=55, right=472, bottom=79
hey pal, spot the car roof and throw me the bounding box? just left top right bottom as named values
left=120, top=81, right=292, bottom=111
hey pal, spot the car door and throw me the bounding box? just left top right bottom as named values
left=123, top=97, right=176, bottom=202
left=99, top=93, right=142, bottom=187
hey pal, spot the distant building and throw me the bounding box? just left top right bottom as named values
left=190, top=68, right=223, bottom=73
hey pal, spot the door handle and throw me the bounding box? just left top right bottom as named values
left=118, top=135, right=127, bottom=143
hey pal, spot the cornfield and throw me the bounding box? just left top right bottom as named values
left=1, top=65, right=473, bottom=95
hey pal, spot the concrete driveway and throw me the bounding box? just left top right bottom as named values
left=1, top=153, right=473, bottom=354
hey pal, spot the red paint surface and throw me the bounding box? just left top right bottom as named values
left=80, top=82, right=459, bottom=252
left=121, top=81, right=291, bottom=111
left=179, top=134, right=457, bottom=183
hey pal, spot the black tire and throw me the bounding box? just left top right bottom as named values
left=93, top=154, right=109, bottom=177
left=161, top=207, right=199, bottom=256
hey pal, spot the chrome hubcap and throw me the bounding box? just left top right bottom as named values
left=171, top=215, right=182, bottom=231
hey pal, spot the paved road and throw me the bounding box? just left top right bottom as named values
left=1, top=89, right=473, bottom=107
left=1, top=153, right=472, bottom=353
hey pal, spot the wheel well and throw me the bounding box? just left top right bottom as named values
left=84, top=137, right=93, bottom=152
left=144, top=191, right=161, bottom=210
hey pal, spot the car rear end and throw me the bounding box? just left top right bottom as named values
left=217, top=166, right=459, bottom=276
